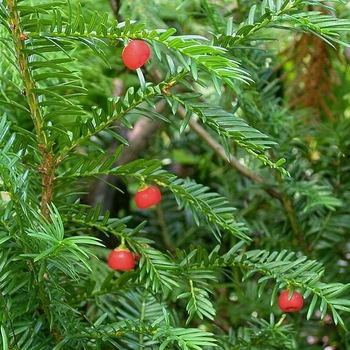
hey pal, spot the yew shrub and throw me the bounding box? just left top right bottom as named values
left=0, top=0, right=350, bottom=349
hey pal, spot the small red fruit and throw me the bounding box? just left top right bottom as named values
left=122, top=40, right=151, bottom=70
left=108, top=247, right=135, bottom=271
left=135, top=185, right=162, bottom=209
left=278, top=290, right=304, bottom=312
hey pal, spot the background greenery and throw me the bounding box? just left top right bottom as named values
left=1, top=0, right=350, bottom=349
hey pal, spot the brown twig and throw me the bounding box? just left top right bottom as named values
left=8, top=0, right=55, bottom=219
left=109, top=0, right=123, bottom=22
left=39, top=146, right=55, bottom=219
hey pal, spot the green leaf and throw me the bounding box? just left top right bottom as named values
left=1, top=326, right=8, bottom=350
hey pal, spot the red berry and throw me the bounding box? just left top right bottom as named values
left=135, top=185, right=161, bottom=209
left=122, top=40, right=151, bottom=70
left=108, top=247, right=135, bottom=271
left=277, top=290, right=304, bottom=312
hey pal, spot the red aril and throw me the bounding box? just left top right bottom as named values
left=108, top=247, right=135, bottom=271
left=135, top=185, right=162, bottom=209
left=122, top=40, right=151, bottom=70
left=277, top=290, right=303, bottom=312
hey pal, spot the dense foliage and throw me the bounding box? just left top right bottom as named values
left=0, top=0, right=350, bottom=349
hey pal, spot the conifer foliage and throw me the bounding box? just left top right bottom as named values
left=0, top=0, right=350, bottom=349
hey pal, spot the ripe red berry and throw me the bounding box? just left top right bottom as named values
left=108, top=247, right=135, bottom=271
left=122, top=40, right=151, bottom=70
left=135, top=185, right=162, bottom=209
left=277, top=290, right=304, bottom=312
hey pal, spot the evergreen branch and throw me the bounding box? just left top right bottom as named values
left=176, top=103, right=288, bottom=184
left=219, top=0, right=350, bottom=48
left=25, top=204, right=104, bottom=278
left=57, top=157, right=171, bottom=183
left=64, top=204, right=133, bottom=239
left=176, top=245, right=231, bottom=324
left=52, top=74, right=184, bottom=162
left=218, top=314, right=295, bottom=350
left=0, top=155, right=66, bottom=346
left=164, top=92, right=290, bottom=179
left=52, top=318, right=158, bottom=348
left=138, top=247, right=180, bottom=292
left=59, top=158, right=250, bottom=242
left=1, top=1, right=349, bottom=348
left=5, top=2, right=64, bottom=218
left=154, top=325, right=218, bottom=350
left=2, top=2, right=273, bottom=172
left=177, top=279, right=217, bottom=325
left=6, top=1, right=47, bottom=144
left=55, top=312, right=217, bottom=350
left=40, top=9, right=251, bottom=87
left=20, top=4, right=251, bottom=95
left=280, top=11, right=350, bottom=47
left=160, top=35, right=251, bottom=89
left=179, top=245, right=350, bottom=329
left=168, top=177, right=250, bottom=242
left=233, top=249, right=350, bottom=329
